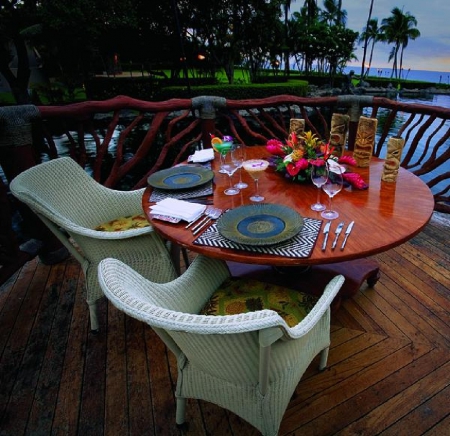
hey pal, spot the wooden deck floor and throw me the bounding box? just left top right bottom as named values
left=1, top=212, right=449, bottom=436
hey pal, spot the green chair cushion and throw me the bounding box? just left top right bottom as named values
left=200, top=277, right=318, bottom=327
left=94, top=214, right=151, bottom=232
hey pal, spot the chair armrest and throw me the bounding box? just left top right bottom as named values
left=286, top=274, right=345, bottom=338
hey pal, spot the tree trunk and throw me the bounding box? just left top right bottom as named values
left=0, top=37, right=31, bottom=105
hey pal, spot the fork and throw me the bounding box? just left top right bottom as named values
left=192, top=207, right=222, bottom=235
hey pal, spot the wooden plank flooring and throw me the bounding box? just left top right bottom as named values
left=0, top=212, right=449, bottom=436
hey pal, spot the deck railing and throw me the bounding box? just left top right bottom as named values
left=1, top=93, right=449, bottom=284
left=29, top=94, right=449, bottom=213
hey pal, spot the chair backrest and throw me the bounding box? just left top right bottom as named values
left=10, top=157, right=114, bottom=228
left=9, top=157, right=146, bottom=234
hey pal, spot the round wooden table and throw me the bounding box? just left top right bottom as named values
left=143, top=146, right=434, bottom=301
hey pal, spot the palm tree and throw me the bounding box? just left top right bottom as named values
left=358, top=17, right=382, bottom=79
left=359, top=0, right=375, bottom=82
left=381, top=7, right=420, bottom=80
left=320, top=0, right=347, bottom=27
left=282, top=0, right=296, bottom=76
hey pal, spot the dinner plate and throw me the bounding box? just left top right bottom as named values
left=217, top=203, right=303, bottom=246
left=147, top=166, right=214, bottom=190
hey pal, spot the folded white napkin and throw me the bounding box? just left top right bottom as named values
left=150, top=198, right=206, bottom=222
left=189, top=148, right=214, bottom=163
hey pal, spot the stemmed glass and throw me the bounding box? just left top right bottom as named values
left=232, top=144, right=248, bottom=189
left=212, top=140, right=233, bottom=173
left=223, top=146, right=241, bottom=195
left=321, top=162, right=343, bottom=220
left=310, top=163, right=328, bottom=211
left=243, top=159, right=269, bottom=202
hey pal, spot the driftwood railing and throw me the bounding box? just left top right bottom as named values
left=28, top=94, right=449, bottom=213
left=1, top=94, right=449, bottom=284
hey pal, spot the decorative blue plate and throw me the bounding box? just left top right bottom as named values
left=217, top=204, right=303, bottom=246
left=147, top=166, right=214, bottom=190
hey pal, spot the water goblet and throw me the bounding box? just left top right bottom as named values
left=223, top=147, right=240, bottom=195
left=321, top=161, right=343, bottom=220
left=231, top=144, right=248, bottom=189
left=242, top=159, right=269, bottom=202
left=310, top=163, right=328, bottom=211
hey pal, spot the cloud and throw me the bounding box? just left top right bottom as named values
left=291, top=0, right=450, bottom=72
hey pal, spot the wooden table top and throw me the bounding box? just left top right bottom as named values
left=142, top=146, right=434, bottom=266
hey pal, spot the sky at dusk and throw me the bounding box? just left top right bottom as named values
left=291, top=0, right=450, bottom=73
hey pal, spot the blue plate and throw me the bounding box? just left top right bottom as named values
left=147, top=166, right=214, bottom=190
left=217, top=204, right=303, bottom=246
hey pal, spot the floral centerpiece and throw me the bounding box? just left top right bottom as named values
left=266, top=131, right=368, bottom=189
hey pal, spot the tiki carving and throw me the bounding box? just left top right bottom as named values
left=382, top=136, right=405, bottom=182
left=329, top=113, right=349, bottom=156
left=289, top=118, right=305, bottom=137
left=353, top=116, right=378, bottom=167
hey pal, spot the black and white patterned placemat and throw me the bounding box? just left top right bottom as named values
left=150, top=182, right=213, bottom=202
left=194, top=217, right=323, bottom=258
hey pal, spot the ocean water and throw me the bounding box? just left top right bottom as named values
left=344, top=66, right=450, bottom=85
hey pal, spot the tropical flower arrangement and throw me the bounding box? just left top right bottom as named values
left=266, top=131, right=368, bottom=189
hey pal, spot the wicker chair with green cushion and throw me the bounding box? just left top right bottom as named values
left=9, top=157, right=178, bottom=331
left=98, top=255, right=345, bottom=435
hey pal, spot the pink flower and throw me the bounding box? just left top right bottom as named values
left=310, top=158, right=326, bottom=167
left=343, top=172, right=369, bottom=190
left=266, top=139, right=286, bottom=156
left=338, top=155, right=357, bottom=166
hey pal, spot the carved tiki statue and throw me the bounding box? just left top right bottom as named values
left=329, top=113, right=350, bottom=156
left=353, top=116, right=378, bottom=167
left=382, top=136, right=405, bottom=182
left=289, top=118, right=305, bottom=137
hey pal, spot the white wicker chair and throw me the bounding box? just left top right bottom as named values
left=98, top=255, right=345, bottom=435
left=9, top=157, right=178, bottom=331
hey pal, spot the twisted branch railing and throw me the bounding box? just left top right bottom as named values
left=30, top=94, right=450, bottom=212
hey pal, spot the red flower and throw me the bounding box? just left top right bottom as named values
left=266, top=139, right=286, bottom=156
left=286, top=132, right=299, bottom=148
left=320, top=142, right=335, bottom=160
left=343, top=172, right=369, bottom=190
left=286, top=158, right=309, bottom=176
left=338, top=155, right=357, bottom=166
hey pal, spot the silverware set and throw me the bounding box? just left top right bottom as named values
left=186, top=206, right=223, bottom=235
left=322, top=220, right=354, bottom=251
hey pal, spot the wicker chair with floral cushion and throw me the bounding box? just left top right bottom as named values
left=9, top=157, right=178, bottom=331
left=98, top=255, right=345, bottom=435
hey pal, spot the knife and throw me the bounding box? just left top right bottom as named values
left=331, top=221, right=345, bottom=250
left=321, top=221, right=331, bottom=251
left=340, top=221, right=355, bottom=250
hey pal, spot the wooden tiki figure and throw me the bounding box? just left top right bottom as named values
left=329, top=113, right=350, bottom=156
left=289, top=118, right=305, bottom=137
left=353, top=116, right=378, bottom=167
left=382, top=136, right=405, bottom=182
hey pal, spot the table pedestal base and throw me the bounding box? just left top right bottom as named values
left=226, top=259, right=380, bottom=310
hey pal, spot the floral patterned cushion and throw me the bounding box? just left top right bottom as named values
left=200, top=278, right=318, bottom=327
left=94, top=214, right=150, bottom=232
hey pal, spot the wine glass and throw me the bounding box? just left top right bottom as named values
left=212, top=140, right=233, bottom=173
left=232, top=144, right=248, bottom=189
left=310, top=163, right=328, bottom=211
left=223, top=146, right=240, bottom=195
left=242, top=159, right=269, bottom=202
left=321, top=162, right=343, bottom=220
